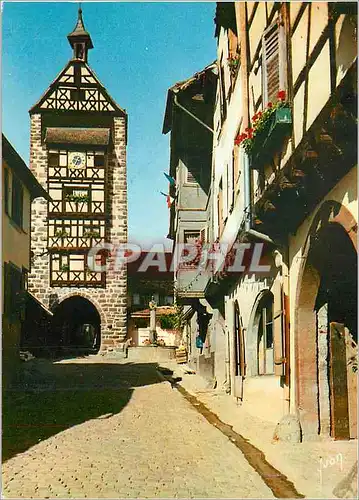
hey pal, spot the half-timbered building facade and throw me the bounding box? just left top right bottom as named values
left=210, top=1, right=357, bottom=442
left=28, top=8, right=128, bottom=353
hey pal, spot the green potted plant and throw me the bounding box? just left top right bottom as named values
left=227, top=54, right=240, bottom=74
left=54, top=229, right=69, bottom=238
left=66, top=193, right=90, bottom=203
left=234, top=90, right=292, bottom=169
left=83, top=230, right=100, bottom=239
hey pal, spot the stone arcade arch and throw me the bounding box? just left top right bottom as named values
left=51, top=294, right=103, bottom=355
left=295, top=200, right=357, bottom=440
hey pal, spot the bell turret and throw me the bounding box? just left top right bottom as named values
left=67, top=6, right=93, bottom=62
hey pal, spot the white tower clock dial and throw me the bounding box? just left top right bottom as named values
left=69, top=151, right=86, bottom=169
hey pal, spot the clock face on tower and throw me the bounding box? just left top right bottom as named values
left=68, top=151, right=86, bottom=169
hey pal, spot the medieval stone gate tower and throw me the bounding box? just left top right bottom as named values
left=28, top=8, right=127, bottom=352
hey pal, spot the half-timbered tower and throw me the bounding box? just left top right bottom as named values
left=28, top=8, right=128, bottom=353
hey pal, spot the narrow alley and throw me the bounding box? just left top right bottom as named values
left=2, top=3, right=357, bottom=499
left=3, top=356, right=274, bottom=499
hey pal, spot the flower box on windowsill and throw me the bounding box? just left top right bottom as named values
left=250, top=107, right=292, bottom=169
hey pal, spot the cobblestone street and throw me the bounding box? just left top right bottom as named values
left=3, top=357, right=274, bottom=499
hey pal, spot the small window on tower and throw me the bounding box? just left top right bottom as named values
left=94, top=153, right=105, bottom=167
left=75, top=43, right=84, bottom=60
left=70, top=89, right=86, bottom=101
left=48, top=152, right=59, bottom=167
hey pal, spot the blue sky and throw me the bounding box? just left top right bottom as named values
left=2, top=1, right=216, bottom=249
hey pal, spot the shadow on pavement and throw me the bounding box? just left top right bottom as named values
left=2, top=359, right=162, bottom=463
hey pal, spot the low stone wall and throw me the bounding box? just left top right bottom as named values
left=127, top=346, right=176, bottom=363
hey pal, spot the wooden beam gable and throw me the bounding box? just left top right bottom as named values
left=30, top=60, right=126, bottom=116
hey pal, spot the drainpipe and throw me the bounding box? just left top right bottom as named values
left=173, top=94, right=214, bottom=134
left=243, top=152, right=276, bottom=245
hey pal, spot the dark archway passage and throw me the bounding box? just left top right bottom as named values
left=311, top=223, right=357, bottom=339
left=296, top=217, right=357, bottom=440
left=51, top=296, right=101, bottom=356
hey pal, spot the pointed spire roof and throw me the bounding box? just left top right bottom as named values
left=67, top=5, right=93, bottom=50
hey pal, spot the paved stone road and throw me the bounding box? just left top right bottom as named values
left=2, top=357, right=273, bottom=498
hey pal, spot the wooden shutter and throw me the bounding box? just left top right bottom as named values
left=329, top=322, right=350, bottom=440
left=19, top=184, right=24, bottom=228
left=273, top=279, right=284, bottom=376
left=4, top=168, right=9, bottom=215
left=11, top=176, right=24, bottom=228
left=223, top=163, right=228, bottom=217
left=218, top=181, right=223, bottom=236
left=219, top=59, right=227, bottom=122
left=228, top=157, right=234, bottom=211
left=345, top=328, right=358, bottom=439
left=228, top=28, right=239, bottom=57
left=262, top=23, right=280, bottom=104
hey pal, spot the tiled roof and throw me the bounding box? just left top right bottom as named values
left=162, top=62, right=217, bottom=134
left=44, top=127, right=110, bottom=146
left=169, top=62, right=217, bottom=93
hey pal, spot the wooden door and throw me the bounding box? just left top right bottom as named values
left=345, top=328, right=358, bottom=439
left=233, top=302, right=245, bottom=400
left=329, top=322, right=350, bottom=439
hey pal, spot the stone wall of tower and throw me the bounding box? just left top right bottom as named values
left=28, top=113, right=128, bottom=352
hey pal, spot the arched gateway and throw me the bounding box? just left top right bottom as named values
left=295, top=200, right=357, bottom=440
left=51, top=296, right=102, bottom=354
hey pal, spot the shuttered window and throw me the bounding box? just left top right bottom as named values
left=262, top=22, right=285, bottom=105
left=4, top=168, right=10, bottom=215
left=11, top=176, right=24, bottom=229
